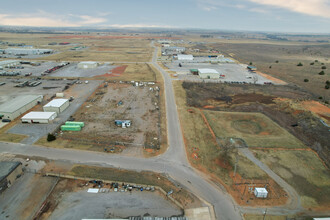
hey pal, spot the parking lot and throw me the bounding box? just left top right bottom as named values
left=49, top=63, right=117, bottom=77
left=5, top=80, right=102, bottom=144
left=165, top=62, right=275, bottom=84
left=47, top=185, right=183, bottom=219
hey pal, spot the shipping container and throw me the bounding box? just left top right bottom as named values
left=61, top=125, right=81, bottom=131
left=65, top=121, right=85, bottom=127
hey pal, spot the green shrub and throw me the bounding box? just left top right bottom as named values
left=310, top=62, right=314, bottom=65
left=275, top=60, right=279, bottom=63
left=47, top=133, right=56, bottom=142
left=319, top=71, right=325, bottom=75
left=297, top=62, right=303, bottom=66
left=321, top=66, right=326, bottom=69
left=304, top=79, right=309, bottom=82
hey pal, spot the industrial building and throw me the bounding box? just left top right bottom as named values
left=162, top=46, right=186, bottom=55
left=0, top=161, right=22, bottom=193
left=77, top=61, right=99, bottom=69
left=177, top=54, right=194, bottom=61
left=43, top=99, right=69, bottom=114
left=0, top=60, right=21, bottom=69
left=21, top=111, right=57, bottom=124
left=198, top=69, right=220, bottom=79
left=4, top=48, right=53, bottom=55
left=254, top=187, right=268, bottom=198
left=0, top=95, right=43, bottom=120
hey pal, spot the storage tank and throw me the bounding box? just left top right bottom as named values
left=61, top=125, right=81, bottom=131
left=65, top=121, right=85, bottom=127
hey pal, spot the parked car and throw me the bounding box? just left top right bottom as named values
left=2, top=119, right=11, bottom=122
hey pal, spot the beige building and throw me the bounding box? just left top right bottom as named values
left=77, top=61, right=98, bottom=69
left=0, top=95, right=43, bottom=120
left=43, top=99, right=69, bottom=114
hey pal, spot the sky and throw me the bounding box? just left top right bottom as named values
left=0, top=0, right=329, bottom=33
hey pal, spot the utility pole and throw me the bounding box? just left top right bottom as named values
left=263, top=208, right=268, bottom=220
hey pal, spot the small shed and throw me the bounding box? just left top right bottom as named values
left=77, top=61, right=98, bottom=69
left=254, top=187, right=268, bottom=198
left=115, top=120, right=131, bottom=128
left=190, top=69, right=199, bottom=75
left=43, top=99, right=69, bottom=114
left=21, top=111, right=57, bottom=124
left=198, top=68, right=220, bottom=79
left=247, top=66, right=257, bottom=71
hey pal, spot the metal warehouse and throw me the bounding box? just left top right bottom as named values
left=77, top=61, right=99, bottom=69
left=177, top=54, right=194, bottom=61
left=198, top=68, right=220, bottom=79
left=4, top=48, right=53, bottom=55
left=43, top=99, right=69, bottom=114
left=21, top=111, right=57, bottom=124
left=0, top=161, right=22, bottom=193
left=0, top=60, right=21, bottom=68
left=0, top=95, right=43, bottom=120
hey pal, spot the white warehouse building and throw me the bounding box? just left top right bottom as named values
left=0, top=60, right=21, bottom=69
left=198, top=68, right=220, bottom=79
left=4, top=48, right=53, bottom=55
left=43, top=99, right=69, bottom=114
left=177, top=54, right=194, bottom=61
left=21, top=112, right=57, bottom=124
left=77, top=61, right=99, bottom=69
left=0, top=95, right=43, bottom=120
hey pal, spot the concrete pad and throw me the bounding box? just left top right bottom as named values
left=185, top=207, right=212, bottom=220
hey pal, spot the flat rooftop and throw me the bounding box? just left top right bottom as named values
left=22, top=111, right=57, bottom=120
left=0, top=161, right=21, bottom=182
left=0, top=95, right=43, bottom=113
left=198, top=68, right=219, bottom=74
left=44, top=99, right=68, bottom=108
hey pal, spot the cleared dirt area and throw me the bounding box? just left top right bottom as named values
left=204, top=111, right=306, bottom=149
left=51, top=82, right=161, bottom=157
left=252, top=149, right=330, bottom=210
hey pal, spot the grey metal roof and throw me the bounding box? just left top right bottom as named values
left=0, top=161, right=21, bottom=182
left=0, top=95, right=43, bottom=113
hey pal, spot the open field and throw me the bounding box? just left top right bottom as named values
left=194, top=41, right=330, bottom=101
left=204, top=111, right=306, bottom=149
left=0, top=33, right=153, bottom=62
left=94, top=63, right=157, bottom=82
left=173, top=81, right=288, bottom=206
left=252, top=149, right=330, bottom=209
left=181, top=82, right=330, bottom=167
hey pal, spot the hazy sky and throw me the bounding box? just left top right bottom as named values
left=0, top=0, right=330, bottom=33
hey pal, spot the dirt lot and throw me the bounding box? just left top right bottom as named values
left=43, top=82, right=160, bottom=157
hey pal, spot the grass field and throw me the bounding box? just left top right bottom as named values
left=174, top=81, right=269, bottom=183
left=204, top=111, right=306, bottom=149
left=253, top=149, right=330, bottom=209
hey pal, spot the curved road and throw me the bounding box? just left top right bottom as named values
left=0, top=44, right=307, bottom=219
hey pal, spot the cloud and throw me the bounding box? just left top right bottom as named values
left=108, top=24, right=176, bottom=28
left=0, top=13, right=107, bottom=27
left=248, top=0, right=330, bottom=18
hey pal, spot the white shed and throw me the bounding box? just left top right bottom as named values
left=77, top=61, right=98, bottom=69
left=177, top=54, right=194, bottom=61
left=254, top=187, right=268, bottom=198
left=43, top=99, right=69, bottom=114
left=21, top=112, right=57, bottom=124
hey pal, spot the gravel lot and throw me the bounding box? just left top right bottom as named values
left=165, top=62, right=274, bottom=84
left=48, top=190, right=183, bottom=219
